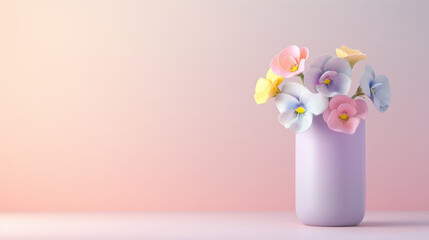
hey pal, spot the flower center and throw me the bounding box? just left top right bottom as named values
left=290, top=65, right=298, bottom=72
left=295, top=107, right=306, bottom=114
left=371, top=88, right=375, bottom=95
left=324, top=78, right=331, bottom=85
left=339, top=113, right=348, bottom=121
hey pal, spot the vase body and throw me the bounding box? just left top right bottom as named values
left=295, top=115, right=365, bottom=226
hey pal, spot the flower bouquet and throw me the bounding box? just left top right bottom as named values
left=254, top=45, right=391, bottom=226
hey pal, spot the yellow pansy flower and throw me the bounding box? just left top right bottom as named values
left=336, top=45, right=368, bottom=68
left=254, top=69, right=285, bottom=104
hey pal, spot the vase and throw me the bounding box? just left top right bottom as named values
left=295, top=115, right=365, bottom=226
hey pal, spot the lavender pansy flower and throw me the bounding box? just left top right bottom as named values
left=304, top=55, right=352, bottom=97
left=360, top=65, right=391, bottom=113
left=275, top=82, right=328, bottom=133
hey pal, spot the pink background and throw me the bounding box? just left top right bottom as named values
left=0, top=0, right=428, bottom=211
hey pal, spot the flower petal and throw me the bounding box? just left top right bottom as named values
left=343, top=117, right=361, bottom=134
left=331, top=73, right=352, bottom=95
left=338, top=45, right=361, bottom=55
left=281, top=55, right=297, bottom=70
left=266, top=68, right=284, bottom=83
left=304, top=68, right=323, bottom=93
left=280, top=82, right=306, bottom=100
left=319, top=71, right=338, bottom=84
left=290, top=112, right=313, bottom=134
left=336, top=48, right=348, bottom=58
left=295, top=59, right=306, bottom=75
left=310, top=55, right=332, bottom=69
left=355, top=98, right=368, bottom=120
left=279, top=70, right=297, bottom=78
left=373, top=74, right=391, bottom=93
left=336, top=46, right=367, bottom=68
left=378, top=104, right=389, bottom=113
left=255, top=78, right=271, bottom=92
left=279, top=45, right=300, bottom=62
left=300, top=47, right=309, bottom=60
left=372, top=74, right=391, bottom=111
left=322, top=57, right=352, bottom=76
left=279, top=111, right=313, bottom=134
left=380, top=105, right=389, bottom=112
left=316, top=84, right=337, bottom=97
left=365, top=65, right=375, bottom=78
left=326, top=109, right=343, bottom=131
left=337, top=103, right=357, bottom=116
left=270, top=55, right=282, bottom=76
left=323, top=108, right=331, bottom=123
left=275, top=93, right=300, bottom=113
left=344, top=54, right=367, bottom=68
left=360, top=71, right=373, bottom=97
left=316, top=71, right=351, bottom=97
left=329, top=95, right=357, bottom=110
left=254, top=91, right=269, bottom=104
left=278, top=56, right=300, bottom=78
left=278, top=110, right=298, bottom=128
left=327, top=110, right=361, bottom=134
left=375, top=89, right=391, bottom=105
left=301, top=92, right=328, bottom=115
left=373, top=93, right=389, bottom=113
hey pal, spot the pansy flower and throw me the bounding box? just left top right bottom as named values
left=360, top=65, right=391, bottom=113
left=336, top=45, right=368, bottom=68
left=304, top=55, right=352, bottom=97
left=270, top=45, right=309, bottom=78
left=323, top=95, right=368, bottom=134
left=275, top=82, right=328, bottom=133
left=254, top=69, right=285, bottom=104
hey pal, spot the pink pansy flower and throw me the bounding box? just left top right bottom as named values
left=270, top=45, right=309, bottom=78
left=323, top=95, right=368, bottom=134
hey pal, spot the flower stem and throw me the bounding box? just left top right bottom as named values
left=298, top=73, right=305, bottom=86
left=352, top=86, right=364, bottom=99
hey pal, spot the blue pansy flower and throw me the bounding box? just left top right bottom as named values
left=360, top=65, right=391, bottom=113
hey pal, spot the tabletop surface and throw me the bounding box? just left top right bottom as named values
left=1, top=211, right=428, bottom=240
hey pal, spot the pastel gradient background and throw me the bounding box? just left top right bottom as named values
left=0, top=0, right=428, bottom=211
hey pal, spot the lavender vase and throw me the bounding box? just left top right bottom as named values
left=295, top=115, right=365, bottom=226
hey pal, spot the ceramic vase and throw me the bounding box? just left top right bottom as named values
left=295, top=115, right=365, bottom=226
